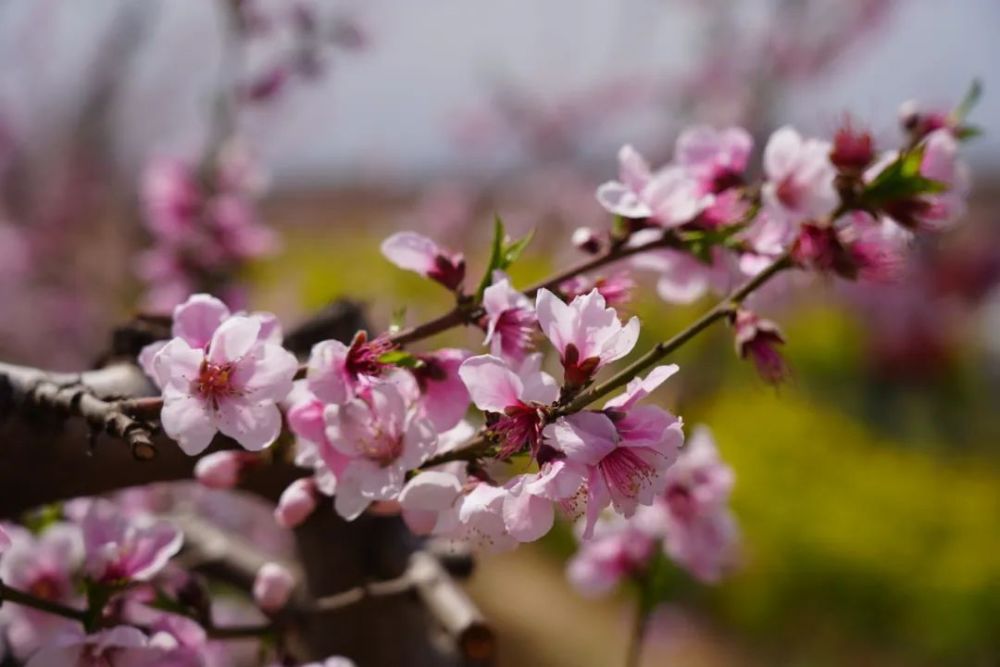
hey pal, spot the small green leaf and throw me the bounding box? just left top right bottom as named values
left=378, top=350, right=423, bottom=369
left=952, top=79, right=982, bottom=123
left=502, top=228, right=535, bottom=267
left=954, top=124, right=983, bottom=141
left=861, top=146, right=947, bottom=207
left=474, top=215, right=506, bottom=301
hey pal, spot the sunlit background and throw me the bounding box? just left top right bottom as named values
left=1, top=1, right=998, bottom=665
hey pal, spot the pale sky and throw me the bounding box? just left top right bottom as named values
left=1, top=0, right=997, bottom=188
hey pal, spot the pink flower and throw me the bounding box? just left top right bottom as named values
left=324, top=381, right=438, bottom=520
left=381, top=231, right=466, bottom=291
left=596, top=145, right=655, bottom=219
left=307, top=331, right=394, bottom=406
left=459, top=354, right=558, bottom=458
left=24, top=626, right=179, bottom=667
left=481, top=274, right=536, bottom=362
left=675, top=125, right=752, bottom=195
left=253, top=563, right=295, bottom=613
left=0, top=525, right=9, bottom=553
left=274, top=478, right=319, bottom=528
left=660, top=427, right=739, bottom=582
left=501, top=459, right=585, bottom=543
left=566, top=512, right=660, bottom=597
left=731, top=310, right=788, bottom=385
left=762, top=126, right=838, bottom=223
left=543, top=365, right=684, bottom=538
left=0, top=524, right=84, bottom=658
left=156, top=315, right=298, bottom=454
left=80, top=499, right=183, bottom=584
left=792, top=214, right=903, bottom=283
left=535, top=288, right=639, bottom=385
left=139, top=293, right=282, bottom=388
left=632, top=245, right=733, bottom=304
left=911, top=129, right=970, bottom=229
left=411, top=348, right=472, bottom=432
left=287, top=384, right=351, bottom=497
left=193, top=451, right=259, bottom=489
left=558, top=271, right=634, bottom=308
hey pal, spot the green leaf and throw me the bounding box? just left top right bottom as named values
left=378, top=349, right=424, bottom=369
left=952, top=79, right=982, bottom=123
left=861, top=146, right=947, bottom=207
left=473, top=215, right=536, bottom=301
left=954, top=124, right=983, bottom=142
left=474, top=216, right=506, bottom=301
left=503, top=228, right=535, bottom=267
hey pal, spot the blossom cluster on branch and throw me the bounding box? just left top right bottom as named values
left=0, top=88, right=978, bottom=666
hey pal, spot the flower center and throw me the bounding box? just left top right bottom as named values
left=195, top=361, right=238, bottom=408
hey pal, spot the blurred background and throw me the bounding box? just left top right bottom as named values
left=1, top=1, right=999, bottom=665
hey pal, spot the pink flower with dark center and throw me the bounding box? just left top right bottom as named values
left=543, top=365, right=684, bottom=538
left=481, top=274, right=537, bottom=362
left=762, top=126, right=838, bottom=224
left=535, top=288, right=639, bottom=386
left=731, top=309, right=788, bottom=385
left=559, top=271, right=635, bottom=309
left=675, top=125, right=752, bottom=195
left=324, top=381, right=437, bottom=520
left=0, top=524, right=84, bottom=659
left=156, top=316, right=298, bottom=454
left=659, top=426, right=739, bottom=583
left=459, top=354, right=558, bottom=459
left=566, top=510, right=660, bottom=597
left=307, top=331, right=395, bottom=406
left=80, top=499, right=183, bottom=584
left=381, top=231, right=466, bottom=291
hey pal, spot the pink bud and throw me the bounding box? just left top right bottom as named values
left=732, top=309, right=788, bottom=385
left=830, top=119, right=874, bottom=171
left=275, top=478, right=318, bottom=528
left=194, top=451, right=256, bottom=489
left=571, top=227, right=602, bottom=254
left=253, top=562, right=295, bottom=613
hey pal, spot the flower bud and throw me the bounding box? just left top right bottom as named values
left=194, top=451, right=257, bottom=489
left=732, top=310, right=788, bottom=385
left=253, top=562, right=295, bottom=613
left=275, top=478, right=318, bottom=528
left=571, top=227, right=602, bottom=255
left=830, top=121, right=874, bottom=171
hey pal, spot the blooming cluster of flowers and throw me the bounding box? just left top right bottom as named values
left=134, top=96, right=973, bottom=555
left=567, top=427, right=739, bottom=597
left=0, top=94, right=968, bottom=664
left=0, top=500, right=353, bottom=666
left=138, top=143, right=278, bottom=312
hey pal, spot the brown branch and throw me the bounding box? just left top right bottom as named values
left=389, top=232, right=678, bottom=347
left=0, top=361, right=158, bottom=460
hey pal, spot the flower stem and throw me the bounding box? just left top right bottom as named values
left=389, top=233, right=678, bottom=347
left=624, top=603, right=650, bottom=667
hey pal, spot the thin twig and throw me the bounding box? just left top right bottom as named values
left=0, top=581, right=88, bottom=623
left=389, top=233, right=677, bottom=347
